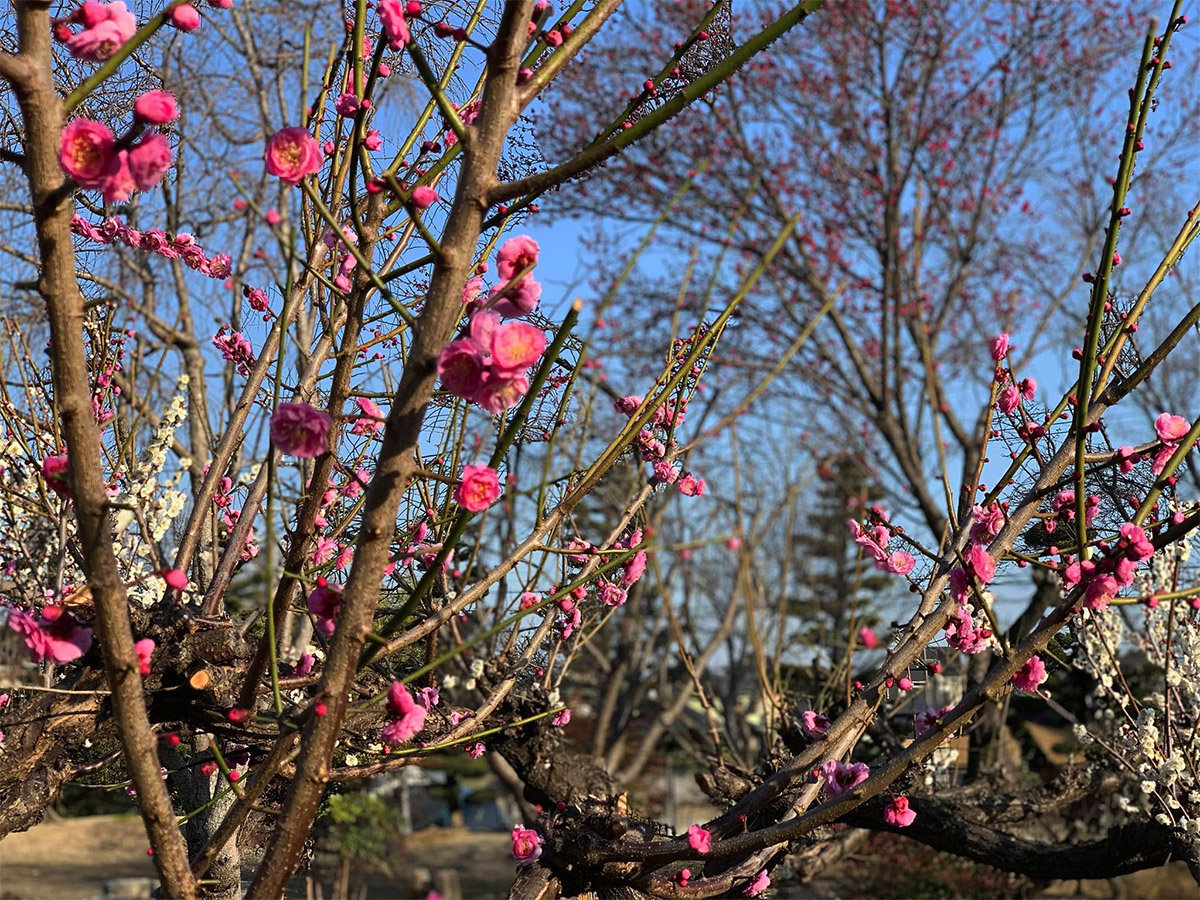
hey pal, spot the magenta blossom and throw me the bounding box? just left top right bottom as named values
left=169, top=4, right=200, bottom=30
left=307, top=584, right=342, bottom=638
left=597, top=581, right=627, bottom=607
left=490, top=277, right=542, bottom=318
left=264, top=127, right=323, bottom=185
left=744, top=870, right=770, bottom=896
left=8, top=606, right=93, bottom=664
left=496, top=235, right=540, bottom=282
left=42, top=454, right=72, bottom=497
left=350, top=396, right=384, bottom=436
left=818, top=759, right=870, bottom=796
left=1012, top=655, right=1047, bottom=692
left=1083, top=574, right=1119, bottom=610
left=997, top=384, right=1020, bottom=414
left=621, top=550, right=647, bottom=587
left=962, top=543, right=996, bottom=584
left=59, top=119, right=115, bottom=189
left=886, top=550, right=915, bottom=575
left=944, top=605, right=990, bottom=654
left=270, top=402, right=332, bottom=458
left=455, top=464, right=501, bottom=512
left=410, top=186, right=439, bottom=209
left=687, top=824, right=711, bottom=854
left=127, top=134, right=173, bottom=191
left=60, top=1, right=137, bottom=61
left=378, top=0, right=410, bottom=48
left=134, top=90, right=179, bottom=124
left=1155, top=412, right=1190, bottom=444
left=381, top=683, right=427, bottom=746
left=437, top=311, right=547, bottom=413
left=884, top=796, right=916, bottom=828
left=511, top=825, right=543, bottom=863
left=334, top=92, right=360, bottom=118
left=552, top=708, right=572, bottom=727
left=801, top=710, right=831, bottom=737
left=915, top=704, right=956, bottom=735
left=678, top=473, right=706, bottom=496
left=989, top=332, right=1010, bottom=361
left=134, top=638, right=155, bottom=676
left=162, top=568, right=188, bottom=590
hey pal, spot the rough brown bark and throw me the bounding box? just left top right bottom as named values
left=245, top=6, right=537, bottom=895
left=4, top=3, right=195, bottom=895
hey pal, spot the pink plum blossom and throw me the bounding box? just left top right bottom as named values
left=127, top=134, right=173, bottom=191
left=377, top=0, right=410, bottom=49
left=511, top=825, right=543, bottom=863
left=8, top=606, right=93, bottom=664
left=490, top=278, right=542, bottom=318
left=491, top=322, right=547, bottom=374
left=678, top=473, right=706, bottom=496
left=745, top=871, right=770, bottom=897
left=1155, top=412, right=1190, bottom=443
left=270, top=402, right=332, bottom=458
left=552, top=708, right=572, bottom=727
left=350, top=397, right=384, bottom=436
left=437, top=312, right=546, bottom=413
left=169, top=4, right=201, bottom=30
left=962, top=543, right=996, bottom=584
left=621, top=550, right=647, bottom=587
left=411, top=186, right=438, bottom=209
left=455, top=464, right=501, bottom=512
left=61, top=1, right=137, bottom=61
left=1012, top=655, right=1047, bottom=692
left=496, top=236, right=540, bottom=282
left=997, top=384, right=1020, bottom=414
left=818, top=759, right=870, bottom=795
left=915, top=704, right=955, bottom=735
left=59, top=119, right=115, bottom=189
left=134, top=91, right=179, bottom=124
left=264, top=127, right=323, bottom=185
left=97, top=150, right=137, bottom=203
left=884, top=796, right=916, bottom=828
left=437, top=340, right=488, bottom=396
left=886, top=551, right=915, bottom=575
left=134, top=638, right=155, bottom=676
left=381, top=682, right=427, bottom=745
left=307, top=584, right=342, bottom=637
left=944, top=606, right=989, bottom=653
left=990, top=332, right=1010, bottom=361
left=597, top=581, right=627, bottom=607
left=801, top=710, right=831, bottom=737
left=1083, top=574, right=1119, bottom=610
left=42, top=454, right=72, bottom=497
left=687, top=824, right=711, bottom=854
left=163, top=568, right=188, bottom=590
left=970, top=504, right=1005, bottom=543
left=334, top=92, right=361, bottom=118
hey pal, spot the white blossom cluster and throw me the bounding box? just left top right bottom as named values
left=1071, top=512, right=1198, bottom=840
left=0, top=373, right=193, bottom=613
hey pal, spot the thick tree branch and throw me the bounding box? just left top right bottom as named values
left=841, top=795, right=1195, bottom=882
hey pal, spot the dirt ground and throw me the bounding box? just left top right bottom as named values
left=1, top=815, right=1197, bottom=900
left=0, top=815, right=515, bottom=900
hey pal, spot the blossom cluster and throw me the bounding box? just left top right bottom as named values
left=848, top=507, right=915, bottom=575
left=71, top=215, right=234, bottom=281
left=437, top=237, right=548, bottom=414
